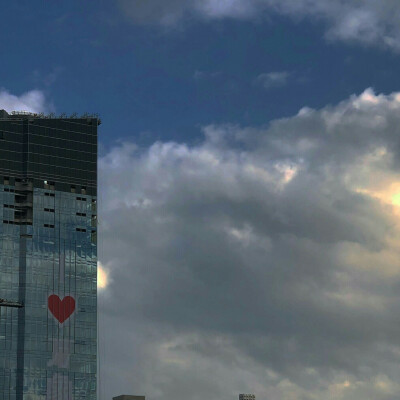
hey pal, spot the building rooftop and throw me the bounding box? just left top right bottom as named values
left=0, top=109, right=101, bottom=124
left=113, top=396, right=145, bottom=400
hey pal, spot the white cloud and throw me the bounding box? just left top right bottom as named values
left=98, top=88, right=400, bottom=400
left=196, top=0, right=259, bottom=19
left=255, top=71, right=290, bottom=89
left=119, top=0, right=400, bottom=51
left=193, top=70, right=222, bottom=81
left=0, top=88, right=51, bottom=114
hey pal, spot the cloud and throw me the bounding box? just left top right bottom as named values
left=118, top=0, right=400, bottom=51
left=33, top=67, right=65, bottom=88
left=118, top=0, right=189, bottom=26
left=0, top=88, right=51, bottom=114
left=194, top=70, right=222, bottom=81
left=98, top=88, right=400, bottom=400
left=255, top=71, right=290, bottom=89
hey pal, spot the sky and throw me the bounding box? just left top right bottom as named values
left=3, top=1, right=400, bottom=399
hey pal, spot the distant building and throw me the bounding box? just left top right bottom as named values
left=113, top=396, right=145, bottom=400
left=239, top=394, right=255, bottom=400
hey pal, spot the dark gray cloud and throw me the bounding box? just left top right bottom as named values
left=118, top=0, right=400, bottom=51
left=98, top=89, right=400, bottom=400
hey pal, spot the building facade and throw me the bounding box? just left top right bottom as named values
left=0, top=110, right=98, bottom=400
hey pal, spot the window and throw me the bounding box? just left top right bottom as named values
left=91, top=231, right=97, bottom=244
left=76, top=228, right=87, bottom=232
left=44, top=181, right=55, bottom=190
left=76, top=212, right=86, bottom=217
left=71, top=185, right=76, bottom=193
left=0, top=131, right=4, bottom=139
left=3, top=176, right=9, bottom=185
left=81, top=186, right=86, bottom=194
left=76, top=197, right=87, bottom=202
left=44, top=208, right=55, bottom=213
left=44, top=192, right=55, bottom=197
left=44, top=224, right=55, bottom=228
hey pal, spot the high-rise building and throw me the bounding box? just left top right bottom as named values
left=239, top=394, right=255, bottom=400
left=0, top=110, right=99, bottom=400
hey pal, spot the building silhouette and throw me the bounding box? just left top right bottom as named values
left=239, top=394, right=255, bottom=400
left=113, top=396, right=146, bottom=400
left=0, top=110, right=99, bottom=400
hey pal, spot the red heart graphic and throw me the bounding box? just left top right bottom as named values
left=48, top=295, right=76, bottom=324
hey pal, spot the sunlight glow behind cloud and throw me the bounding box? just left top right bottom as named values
left=98, top=262, right=109, bottom=290
left=356, top=184, right=400, bottom=209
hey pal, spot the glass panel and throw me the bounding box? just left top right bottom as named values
left=0, top=184, right=97, bottom=400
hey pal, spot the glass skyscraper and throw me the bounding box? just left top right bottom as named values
left=0, top=110, right=98, bottom=400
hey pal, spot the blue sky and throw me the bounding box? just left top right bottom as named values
left=5, top=1, right=400, bottom=400
left=3, top=1, right=400, bottom=147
